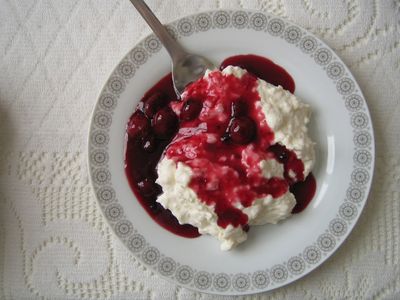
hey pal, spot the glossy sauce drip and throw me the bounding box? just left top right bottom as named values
left=291, top=173, right=316, bottom=213
left=125, top=54, right=316, bottom=238
left=220, top=54, right=295, bottom=93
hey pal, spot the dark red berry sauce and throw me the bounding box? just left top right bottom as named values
left=125, top=54, right=316, bottom=238
left=125, top=74, right=200, bottom=238
left=220, top=55, right=295, bottom=93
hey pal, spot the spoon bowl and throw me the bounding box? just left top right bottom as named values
left=172, top=54, right=215, bottom=96
left=130, top=0, right=215, bottom=98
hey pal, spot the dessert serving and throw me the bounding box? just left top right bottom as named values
left=125, top=55, right=316, bottom=250
left=89, top=9, right=374, bottom=293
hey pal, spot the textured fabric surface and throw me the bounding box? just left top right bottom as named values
left=0, top=0, right=399, bottom=299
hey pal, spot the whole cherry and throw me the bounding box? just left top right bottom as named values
left=228, top=116, right=256, bottom=145
left=231, top=98, right=248, bottom=117
left=152, top=107, right=178, bottom=139
left=268, top=144, right=289, bottom=163
left=143, top=92, right=168, bottom=118
left=141, top=134, right=157, bottom=153
left=137, top=178, right=162, bottom=198
left=127, top=110, right=150, bottom=138
left=180, top=98, right=202, bottom=121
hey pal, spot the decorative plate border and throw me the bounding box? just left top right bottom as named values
left=88, top=10, right=374, bottom=295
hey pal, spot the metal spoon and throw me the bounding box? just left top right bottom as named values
left=129, top=0, right=215, bottom=98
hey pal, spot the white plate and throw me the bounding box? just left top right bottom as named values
left=88, top=10, right=375, bottom=295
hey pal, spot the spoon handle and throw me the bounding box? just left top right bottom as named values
left=129, top=0, right=186, bottom=61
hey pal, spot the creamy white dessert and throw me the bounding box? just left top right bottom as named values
left=156, top=66, right=315, bottom=250
left=257, top=79, right=315, bottom=178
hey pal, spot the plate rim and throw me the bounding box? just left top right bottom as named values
left=87, top=9, right=375, bottom=295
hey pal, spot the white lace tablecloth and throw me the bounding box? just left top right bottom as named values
left=1, top=0, right=399, bottom=299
